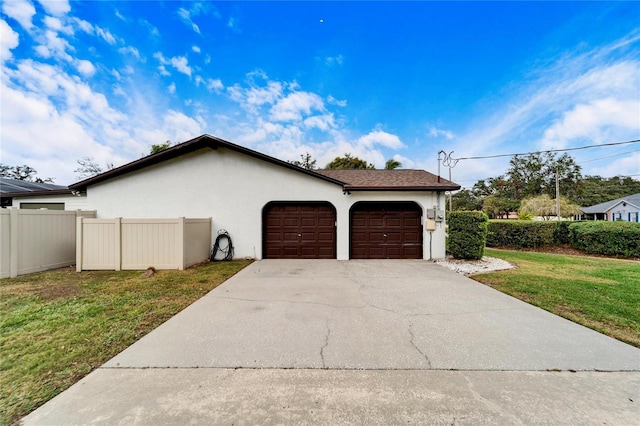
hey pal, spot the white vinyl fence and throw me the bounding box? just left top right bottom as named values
left=76, top=217, right=212, bottom=271
left=1, top=208, right=97, bottom=278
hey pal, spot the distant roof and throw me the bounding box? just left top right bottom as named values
left=315, top=169, right=460, bottom=191
left=0, top=178, right=71, bottom=198
left=581, top=193, right=640, bottom=214
left=69, top=134, right=460, bottom=192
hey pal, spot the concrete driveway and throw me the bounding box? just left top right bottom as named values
left=24, top=260, right=640, bottom=425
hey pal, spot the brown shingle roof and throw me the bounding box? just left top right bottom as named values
left=315, top=169, right=460, bottom=191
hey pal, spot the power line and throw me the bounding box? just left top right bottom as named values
left=454, top=139, right=640, bottom=161
left=578, top=149, right=640, bottom=164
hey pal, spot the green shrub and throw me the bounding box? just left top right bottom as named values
left=569, top=221, right=640, bottom=257
left=448, top=211, right=488, bottom=259
left=553, top=220, right=573, bottom=245
left=487, top=220, right=558, bottom=248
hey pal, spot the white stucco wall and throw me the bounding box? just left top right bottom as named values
left=85, top=148, right=448, bottom=260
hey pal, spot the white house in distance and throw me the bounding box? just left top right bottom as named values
left=580, top=193, right=640, bottom=222
left=68, top=134, right=459, bottom=260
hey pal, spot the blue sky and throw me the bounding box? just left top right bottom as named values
left=1, top=1, right=639, bottom=187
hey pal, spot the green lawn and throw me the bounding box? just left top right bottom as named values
left=474, top=249, right=640, bottom=348
left=0, top=260, right=251, bottom=426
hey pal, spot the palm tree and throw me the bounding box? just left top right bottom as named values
left=384, top=159, right=402, bottom=170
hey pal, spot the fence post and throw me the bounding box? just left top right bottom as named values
left=177, top=217, right=185, bottom=270
left=115, top=218, right=122, bottom=271
left=76, top=217, right=83, bottom=272
left=9, top=207, right=18, bottom=278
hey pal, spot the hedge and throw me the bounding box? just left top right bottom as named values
left=486, top=219, right=640, bottom=257
left=569, top=221, right=640, bottom=257
left=448, top=211, right=488, bottom=259
left=486, top=220, right=557, bottom=248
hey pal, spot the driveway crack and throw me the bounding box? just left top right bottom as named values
left=320, top=318, right=331, bottom=368
left=408, top=322, right=432, bottom=369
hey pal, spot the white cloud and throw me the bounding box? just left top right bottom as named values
left=73, top=17, right=93, bottom=33
left=70, top=18, right=116, bottom=44
left=35, top=29, right=73, bottom=61
left=541, top=98, right=639, bottom=148
left=325, top=54, right=344, bottom=66
left=35, top=0, right=70, bottom=16
left=303, top=114, right=335, bottom=131
left=118, top=46, right=141, bottom=59
left=177, top=7, right=200, bottom=34
left=192, top=45, right=201, bottom=53
left=95, top=26, right=116, bottom=45
left=327, top=95, right=347, bottom=107
left=170, top=56, right=191, bottom=76
left=0, top=19, right=19, bottom=62
left=139, top=19, right=160, bottom=37
left=43, top=16, right=72, bottom=34
left=168, top=83, right=176, bottom=94
left=2, top=0, right=36, bottom=30
left=155, top=53, right=191, bottom=77
left=227, top=17, right=239, bottom=32
left=428, top=126, right=455, bottom=140
left=269, top=91, right=325, bottom=122
left=75, top=59, right=95, bottom=77
left=162, top=110, right=203, bottom=141
left=357, top=130, right=405, bottom=149
left=206, top=78, right=223, bottom=92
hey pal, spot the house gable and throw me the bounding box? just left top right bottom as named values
left=70, top=134, right=344, bottom=192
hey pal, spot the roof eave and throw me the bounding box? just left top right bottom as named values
left=1, top=189, right=73, bottom=198
left=344, top=185, right=461, bottom=191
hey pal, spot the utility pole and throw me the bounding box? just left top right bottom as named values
left=555, top=169, right=561, bottom=220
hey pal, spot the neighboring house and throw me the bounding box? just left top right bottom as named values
left=0, top=177, right=87, bottom=210
left=69, top=134, right=460, bottom=260
left=580, top=193, right=640, bottom=222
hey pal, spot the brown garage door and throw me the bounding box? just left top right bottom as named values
left=351, top=202, right=423, bottom=259
left=264, top=203, right=336, bottom=259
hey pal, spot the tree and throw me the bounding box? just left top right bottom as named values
left=289, top=152, right=317, bottom=170
left=519, top=194, right=581, bottom=220
left=574, top=175, right=640, bottom=207
left=519, top=194, right=556, bottom=220
left=150, top=141, right=172, bottom=155
left=384, top=158, right=402, bottom=170
left=451, top=189, right=483, bottom=211
left=75, top=157, right=103, bottom=179
left=325, top=153, right=375, bottom=170
left=482, top=194, right=517, bottom=219
left=0, top=163, right=53, bottom=183
left=506, top=152, right=582, bottom=201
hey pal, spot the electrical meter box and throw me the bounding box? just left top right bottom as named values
left=426, top=209, right=445, bottom=222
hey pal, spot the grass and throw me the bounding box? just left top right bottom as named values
left=0, top=260, right=251, bottom=426
left=474, top=248, right=640, bottom=348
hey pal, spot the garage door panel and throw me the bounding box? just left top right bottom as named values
left=318, top=217, right=334, bottom=227
left=386, top=233, right=402, bottom=243
left=264, top=203, right=336, bottom=259
left=318, top=232, right=333, bottom=241
left=370, top=218, right=384, bottom=227
left=386, top=218, right=402, bottom=227
left=352, top=217, right=366, bottom=227
left=351, top=202, right=422, bottom=259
